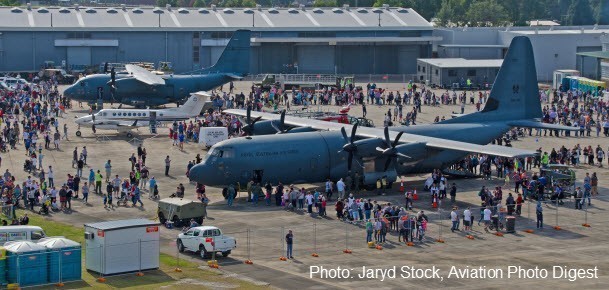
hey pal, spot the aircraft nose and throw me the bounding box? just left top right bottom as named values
left=189, top=163, right=209, bottom=184
left=64, top=86, right=74, bottom=98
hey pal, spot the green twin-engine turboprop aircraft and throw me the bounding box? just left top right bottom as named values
left=63, top=30, right=251, bottom=107
left=189, top=36, right=575, bottom=188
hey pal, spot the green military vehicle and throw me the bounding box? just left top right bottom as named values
left=157, top=198, right=206, bottom=226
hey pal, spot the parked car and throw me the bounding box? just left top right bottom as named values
left=176, top=226, right=236, bottom=259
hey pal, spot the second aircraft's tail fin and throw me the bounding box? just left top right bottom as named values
left=202, top=30, right=251, bottom=76
left=442, top=36, right=541, bottom=124
left=179, top=92, right=212, bottom=116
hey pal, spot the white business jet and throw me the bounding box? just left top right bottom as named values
left=74, top=91, right=212, bottom=138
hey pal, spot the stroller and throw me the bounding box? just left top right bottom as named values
left=149, top=185, right=160, bottom=200
left=23, top=159, right=34, bottom=172
left=116, top=191, right=130, bottom=207
left=38, top=200, right=50, bottom=215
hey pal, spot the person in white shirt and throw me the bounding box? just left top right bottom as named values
left=450, top=207, right=459, bottom=232
left=483, top=206, right=492, bottom=233
left=336, top=178, right=345, bottom=200
left=463, top=207, right=472, bottom=232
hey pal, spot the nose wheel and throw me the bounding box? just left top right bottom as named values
left=76, top=131, right=82, bottom=137
left=126, top=132, right=133, bottom=138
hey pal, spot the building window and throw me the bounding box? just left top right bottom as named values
left=448, top=70, right=457, bottom=77
left=209, top=31, right=234, bottom=39
left=193, top=46, right=200, bottom=63
left=417, top=65, right=420, bottom=72
left=67, top=32, right=91, bottom=39
left=422, top=67, right=425, bottom=73
left=297, top=31, right=336, bottom=38
left=467, top=69, right=476, bottom=76
left=435, top=69, right=438, bottom=76
left=193, top=32, right=200, bottom=39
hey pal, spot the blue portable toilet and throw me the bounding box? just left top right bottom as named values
left=569, top=76, right=579, bottom=91
left=37, top=237, right=82, bottom=283
left=0, top=247, right=6, bottom=286
left=4, top=241, right=48, bottom=287
left=561, top=77, right=570, bottom=91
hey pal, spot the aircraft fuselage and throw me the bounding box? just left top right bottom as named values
left=64, top=73, right=231, bottom=106
left=190, top=122, right=510, bottom=187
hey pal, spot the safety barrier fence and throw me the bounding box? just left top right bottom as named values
left=169, top=196, right=600, bottom=267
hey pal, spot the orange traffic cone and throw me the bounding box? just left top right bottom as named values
left=413, top=189, right=419, bottom=200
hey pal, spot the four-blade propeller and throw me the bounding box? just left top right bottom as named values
left=338, top=123, right=359, bottom=170
left=376, top=126, right=411, bottom=171
left=241, top=106, right=262, bottom=136
left=271, top=110, right=292, bottom=134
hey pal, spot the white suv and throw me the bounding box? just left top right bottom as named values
left=176, top=226, right=236, bottom=259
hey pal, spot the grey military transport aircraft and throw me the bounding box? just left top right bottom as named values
left=189, top=36, right=573, bottom=188
left=63, top=30, right=250, bottom=107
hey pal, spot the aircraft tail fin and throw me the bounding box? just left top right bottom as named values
left=442, top=36, right=541, bottom=124
left=180, top=92, right=211, bottom=116
left=204, top=30, right=251, bottom=76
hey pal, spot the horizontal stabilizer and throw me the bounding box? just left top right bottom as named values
left=507, top=120, right=579, bottom=131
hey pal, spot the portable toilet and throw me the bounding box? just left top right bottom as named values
left=38, top=237, right=82, bottom=283
left=0, top=247, right=6, bottom=286
left=569, top=76, right=580, bottom=91
left=4, top=241, right=48, bottom=287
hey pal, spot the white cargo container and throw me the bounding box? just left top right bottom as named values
left=84, top=219, right=160, bottom=275
left=199, top=127, right=228, bottom=148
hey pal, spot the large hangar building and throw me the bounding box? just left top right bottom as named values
left=0, top=5, right=437, bottom=75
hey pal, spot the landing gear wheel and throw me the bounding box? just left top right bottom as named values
left=126, top=132, right=133, bottom=138
left=76, top=131, right=82, bottom=137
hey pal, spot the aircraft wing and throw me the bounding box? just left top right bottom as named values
left=125, top=64, right=166, bottom=85
left=224, top=109, right=536, bottom=158
left=507, top=120, right=579, bottom=131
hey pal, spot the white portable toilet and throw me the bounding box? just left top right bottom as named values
left=84, top=219, right=160, bottom=275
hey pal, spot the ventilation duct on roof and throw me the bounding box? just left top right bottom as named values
left=300, top=4, right=305, bottom=11
left=178, top=8, right=189, bottom=14
left=357, top=8, right=367, bottom=13
left=268, top=8, right=278, bottom=14
left=382, top=4, right=389, bottom=9
left=85, top=8, right=97, bottom=14
left=120, top=4, right=126, bottom=11
left=288, top=8, right=298, bottom=14
left=211, top=4, right=216, bottom=11
left=312, top=8, right=323, bottom=13
left=223, top=8, right=234, bottom=14
left=58, top=8, right=70, bottom=13
left=372, top=8, right=383, bottom=13
left=343, top=4, right=349, bottom=10
left=153, top=7, right=164, bottom=14
left=37, top=7, right=48, bottom=13
left=132, top=8, right=143, bottom=14
left=332, top=8, right=342, bottom=13
left=106, top=8, right=118, bottom=14
left=256, top=4, right=262, bottom=11
left=10, top=7, right=23, bottom=13
left=243, top=8, right=253, bottom=14
left=27, top=3, right=31, bottom=10
left=397, top=8, right=408, bottom=13
left=198, top=8, right=209, bottom=14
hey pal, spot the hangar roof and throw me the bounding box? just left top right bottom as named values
left=418, top=58, right=503, bottom=68
left=0, top=6, right=432, bottom=31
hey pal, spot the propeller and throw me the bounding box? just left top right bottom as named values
left=376, top=127, right=411, bottom=171
left=338, top=123, right=359, bottom=171
left=109, top=67, right=117, bottom=104
left=241, top=106, right=262, bottom=136
left=271, top=110, right=292, bottom=134
left=103, top=62, right=109, bottom=73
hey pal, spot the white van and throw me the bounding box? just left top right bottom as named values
left=0, top=226, right=47, bottom=244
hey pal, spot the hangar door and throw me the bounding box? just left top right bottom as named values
left=67, top=47, right=91, bottom=68
left=297, top=46, right=335, bottom=74
left=398, top=46, right=419, bottom=74
left=210, top=46, right=224, bottom=66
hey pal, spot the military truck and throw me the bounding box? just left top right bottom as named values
left=157, top=198, right=206, bottom=226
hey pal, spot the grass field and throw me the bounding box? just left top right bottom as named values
left=11, top=209, right=268, bottom=290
